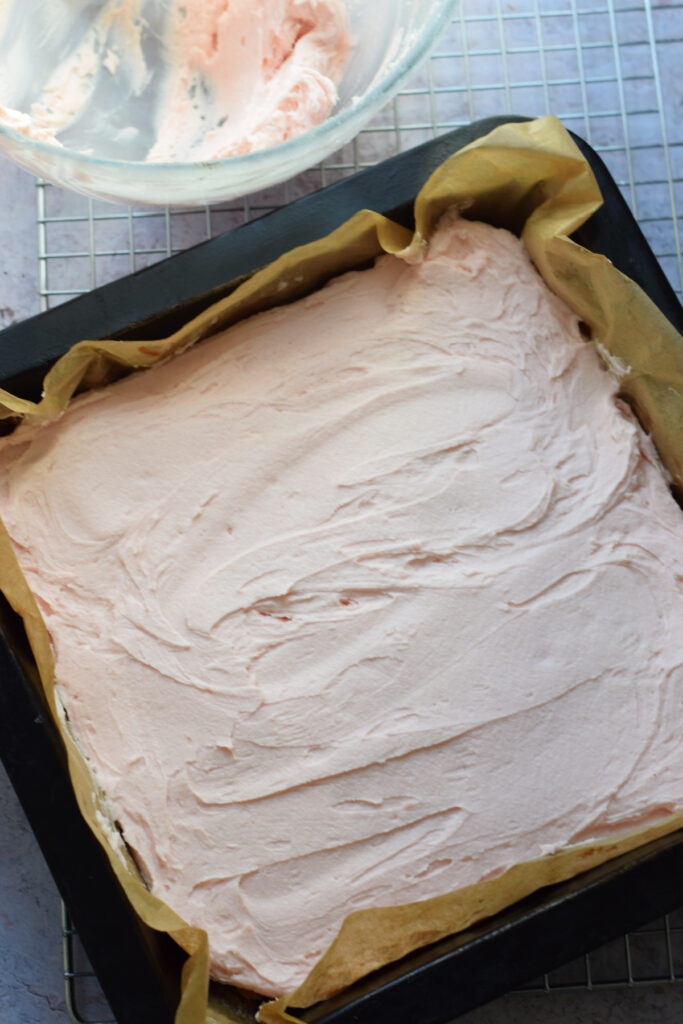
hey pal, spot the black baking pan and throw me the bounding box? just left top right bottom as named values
left=0, top=116, right=682, bottom=1024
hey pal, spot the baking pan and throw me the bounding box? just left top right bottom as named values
left=0, top=116, right=681, bottom=1024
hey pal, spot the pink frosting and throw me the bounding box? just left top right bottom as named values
left=0, top=0, right=349, bottom=160
left=148, top=0, right=349, bottom=162
left=0, top=216, right=681, bottom=997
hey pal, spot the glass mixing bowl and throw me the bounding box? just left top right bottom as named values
left=0, top=0, right=456, bottom=207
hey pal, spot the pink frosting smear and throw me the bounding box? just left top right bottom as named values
left=149, top=0, right=350, bottom=161
left=0, top=0, right=349, bottom=161
left=0, top=216, right=682, bottom=997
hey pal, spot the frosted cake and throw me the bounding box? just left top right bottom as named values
left=0, top=214, right=681, bottom=997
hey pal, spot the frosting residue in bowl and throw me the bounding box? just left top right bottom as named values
left=0, top=0, right=349, bottom=161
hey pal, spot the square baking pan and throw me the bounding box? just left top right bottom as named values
left=0, top=115, right=682, bottom=1024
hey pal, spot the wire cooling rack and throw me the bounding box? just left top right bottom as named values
left=42, top=0, right=682, bottom=1020
left=62, top=907, right=683, bottom=1023
left=38, top=0, right=682, bottom=312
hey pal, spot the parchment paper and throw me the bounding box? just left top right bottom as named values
left=1, top=116, right=682, bottom=1024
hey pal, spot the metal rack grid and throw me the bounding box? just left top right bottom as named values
left=62, top=907, right=683, bottom=1023
left=38, top=0, right=681, bottom=1020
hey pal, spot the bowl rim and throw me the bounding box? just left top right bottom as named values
left=0, top=0, right=457, bottom=175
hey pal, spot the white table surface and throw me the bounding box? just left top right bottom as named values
left=1, top=2, right=682, bottom=1020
